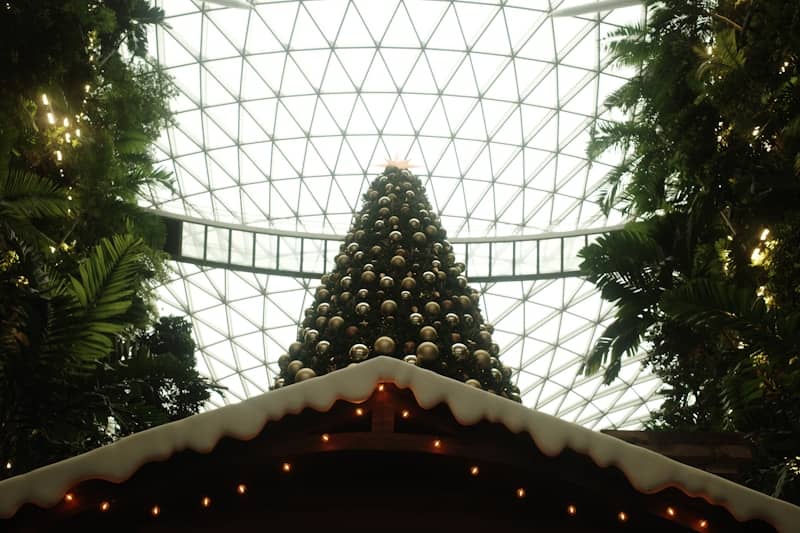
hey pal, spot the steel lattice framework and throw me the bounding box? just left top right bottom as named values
left=143, top=0, right=662, bottom=429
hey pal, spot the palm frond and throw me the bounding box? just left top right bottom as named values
left=0, top=167, right=70, bottom=221
left=44, top=233, right=148, bottom=364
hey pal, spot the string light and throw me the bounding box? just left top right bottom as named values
left=47, top=112, right=55, bottom=125
left=201, top=496, right=211, bottom=508
left=515, top=487, right=526, bottom=499
left=433, top=439, right=441, bottom=448
left=282, top=462, right=292, bottom=472
left=666, top=506, right=676, bottom=517
left=75, top=128, right=81, bottom=138
left=41, top=94, right=49, bottom=105
left=469, top=465, right=479, bottom=476
left=617, top=511, right=628, bottom=523
left=100, top=501, right=110, bottom=512
left=401, top=409, right=410, bottom=418
left=150, top=505, right=160, bottom=517
left=236, top=484, right=247, bottom=495
left=64, top=493, right=75, bottom=503
left=760, top=228, right=770, bottom=241
left=4, top=461, right=10, bottom=470
left=355, top=407, right=364, bottom=416
left=377, top=383, right=385, bottom=392
left=321, top=433, right=330, bottom=442
left=63, top=117, right=70, bottom=127
left=699, top=519, right=708, bottom=529
left=55, top=150, right=63, bottom=162
left=567, top=504, right=577, bottom=516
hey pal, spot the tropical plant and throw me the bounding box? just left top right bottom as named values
left=580, top=0, right=800, bottom=502
left=0, top=1, right=221, bottom=477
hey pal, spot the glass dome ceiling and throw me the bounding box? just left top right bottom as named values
left=144, top=0, right=663, bottom=429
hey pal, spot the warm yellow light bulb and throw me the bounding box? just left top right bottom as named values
left=401, top=409, right=410, bottom=418
left=150, top=505, right=160, bottom=517
left=282, top=462, right=292, bottom=472
left=41, top=94, right=49, bottom=105
left=63, top=117, right=69, bottom=127
left=201, top=496, right=211, bottom=508
left=699, top=519, right=708, bottom=529
left=515, top=488, right=526, bottom=499
left=100, top=501, right=111, bottom=512
left=64, top=493, right=75, bottom=502
left=377, top=383, right=385, bottom=392
left=236, top=483, right=247, bottom=494
left=567, top=504, right=577, bottom=516
left=47, top=112, right=55, bottom=125
left=666, top=506, right=676, bottom=517
left=55, top=150, right=63, bottom=162
left=617, top=511, right=628, bottom=522
left=65, top=133, right=71, bottom=142
left=75, top=128, right=81, bottom=138
left=469, top=465, right=479, bottom=476
left=4, top=462, right=10, bottom=470
left=321, top=433, right=330, bottom=442
left=85, top=84, right=91, bottom=93
left=433, top=439, right=441, bottom=448
left=760, top=228, right=770, bottom=241
left=355, top=407, right=364, bottom=416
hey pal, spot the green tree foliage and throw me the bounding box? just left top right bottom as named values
left=0, top=1, right=221, bottom=477
left=580, top=0, right=800, bottom=502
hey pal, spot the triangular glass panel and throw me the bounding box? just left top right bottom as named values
left=256, top=2, right=299, bottom=47
left=290, top=6, right=330, bottom=50
left=335, top=4, right=375, bottom=47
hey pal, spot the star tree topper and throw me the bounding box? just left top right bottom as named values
left=371, top=153, right=420, bottom=171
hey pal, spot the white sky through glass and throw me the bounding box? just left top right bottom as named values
left=143, top=0, right=662, bottom=429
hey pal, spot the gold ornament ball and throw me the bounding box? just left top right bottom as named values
left=474, top=349, right=491, bottom=369
left=340, top=276, right=352, bottom=289
left=389, top=230, right=402, bottom=241
left=381, top=299, right=398, bottom=315
left=412, top=232, right=426, bottom=244
left=391, top=255, right=406, bottom=268
left=422, top=271, right=436, bottom=283
left=355, top=302, right=371, bottom=315
left=315, top=316, right=328, bottom=330
left=361, top=270, right=377, bottom=284
left=287, top=360, right=304, bottom=377
left=458, top=295, right=472, bottom=309
left=419, top=325, right=438, bottom=341
left=465, top=379, right=482, bottom=388
left=316, top=340, right=330, bottom=355
left=380, top=276, right=395, bottom=289
left=278, top=354, right=290, bottom=370
left=374, top=336, right=396, bottom=355
left=289, top=341, right=303, bottom=357
left=409, top=312, right=424, bottom=325
left=349, top=343, right=369, bottom=362
left=328, top=316, right=344, bottom=330
left=409, top=218, right=421, bottom=230
left=295, top=368, right=317, bottom=381
left=424, top=301, right=441, bottom=316
left=401, top=276, right=416, bottom=290
left=404, top=354, right=418, bottom=365
left=416, top=341, right=439, bottom=363
left=451, top=343, right=468, bottom=361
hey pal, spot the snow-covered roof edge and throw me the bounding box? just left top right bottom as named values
left=1, top=357, right=798, bottom=530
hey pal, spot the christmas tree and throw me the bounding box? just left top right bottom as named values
left=276, top=163, right=521, bottom=402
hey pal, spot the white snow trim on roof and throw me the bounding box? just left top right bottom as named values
left=0, top=357, right=798, bottom=530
